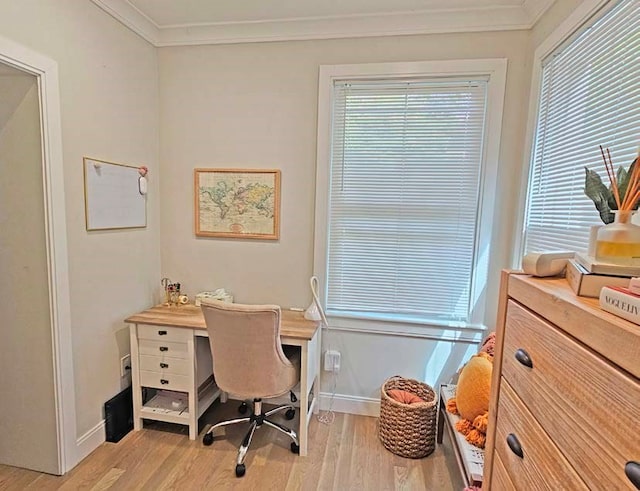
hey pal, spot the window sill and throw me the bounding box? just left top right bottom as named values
left=324, top=314, right=487, bottom=343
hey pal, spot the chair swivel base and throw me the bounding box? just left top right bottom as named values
left=203, top=398, right=299, bottom=477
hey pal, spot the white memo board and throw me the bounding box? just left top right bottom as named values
left=83, top=157, right=147, bottom=230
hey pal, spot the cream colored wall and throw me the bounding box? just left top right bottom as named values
left=0, top=1, right=160, bottom=439
left=532, top=0, right=586, bottom=48
left=158, top=30, right=531, bottom=400
left=0, top=76, right=58, bottom=474
left=0, top=1, right=585, bottom=463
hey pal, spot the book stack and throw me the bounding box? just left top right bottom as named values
left=574, top=252, right=640, bottom=277
left=566, top=253, right=636, bottom=298
left=599, top=286, right=640, bottom=325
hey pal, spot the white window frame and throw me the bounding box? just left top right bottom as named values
left=314, top=59, right=507, bottom=339
left=513, top=0, right=613, bottom=265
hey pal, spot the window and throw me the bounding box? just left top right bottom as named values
left=523, top=0, right=640, bottom=254
left=314, top=60, right=507, bottom=334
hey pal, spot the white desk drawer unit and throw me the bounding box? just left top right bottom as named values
left=138, top=339, right=189, bottom=359
left=483, top=273, right=640, bottom=491
left=139, top=354, right=190, bottom=375
left=128, top=322, right=218, bottom=440
left=138, top=324, right=192, bottom=342
left=139, top=370, right=191, bottom=392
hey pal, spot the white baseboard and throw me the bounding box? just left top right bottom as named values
left=75, top=419, right=105, bottom=464
left=319, top=392, right=380, bottom=417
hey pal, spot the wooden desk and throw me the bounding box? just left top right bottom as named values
left=125, top=305, right=321, bottom=456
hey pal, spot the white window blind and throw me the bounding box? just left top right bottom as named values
left=524, top=0, right=640, bottom=254
left=327, top=79, right=488, bottom=323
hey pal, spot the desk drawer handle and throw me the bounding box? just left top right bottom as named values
left=160, top=363, right=169, bottom=369
left=626, top=461, right=640, bottom=489
left=515, top=348, right=533, bottom=368
left=158, top=330, right=167, bottom=336
left=159, top=346, right=168, bottom=352
left=160, top=379, right=169, bottom=385
left=507, top=433, right=524, bottom=458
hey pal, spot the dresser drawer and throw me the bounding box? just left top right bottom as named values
left=139, top=370, right=190, bottom=391
left=139, top=354, right=191, bottom=376
left=495, top=379, right=587, bottom=490
left=137, top=324, right=192, bottom=343
left=138, top=339, right=189, bottom=359
left=491, top=452, right=517, bottom=491
left=503, top=300, right=640, bottom=490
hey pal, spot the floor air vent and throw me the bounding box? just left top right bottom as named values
left=104, top=386, right=133, bottom=443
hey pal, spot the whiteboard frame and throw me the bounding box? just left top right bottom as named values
left=83, top=157, right=147, bottom=231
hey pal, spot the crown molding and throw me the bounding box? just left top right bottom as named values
left=92, top=0, right=160, bottom=45
left=92, top=0, right=549, bottom=47
left=522, top=0, right=557, bottom=25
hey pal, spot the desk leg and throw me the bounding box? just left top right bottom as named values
left=313, top=328, right=321, bottom=415
left=188, top=336, right=197, bottom=440
left=130, top=325, right=143, bottom=432
left=299, top=340, right=309, bottom=457
left=297, top=330, right=320, bottom=457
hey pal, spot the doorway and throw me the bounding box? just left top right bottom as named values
left=0, top=36, right=76, bottom=475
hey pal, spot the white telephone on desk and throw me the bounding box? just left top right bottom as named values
left=195, top=288, right=233, bottom=306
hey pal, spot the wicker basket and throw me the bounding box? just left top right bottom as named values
left=378, top=376, right=437, bottom=458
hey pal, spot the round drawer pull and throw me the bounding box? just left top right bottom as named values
left=625, top=461, right=640, bottom=489
left=160, top=379, right=169, bottom=385
left=159, top=346, right=168, bottom=352
left=160, top=362, right=169, bottom=368
left=507, top=433, right=524, bottom=458
left=158, top=330, right=167, bottom=336
left=515, top=348, right=533, bottom=368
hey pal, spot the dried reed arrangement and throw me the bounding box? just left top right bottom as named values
left=585, top=147, right=640, bottom=224
left=599, top=145, right=640, bottom=211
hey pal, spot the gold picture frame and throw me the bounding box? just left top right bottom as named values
left=194, top=168, right=281, bottom=239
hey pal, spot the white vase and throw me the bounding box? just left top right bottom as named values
left=588, top=225, right=602, bottom=257
left=304, top=301, right=321, bottom=321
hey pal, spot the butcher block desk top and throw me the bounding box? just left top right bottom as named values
left=125, top=304, right=319, bottom=340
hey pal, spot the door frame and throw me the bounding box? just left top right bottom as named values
left=0, top=35, right=77, bottom=474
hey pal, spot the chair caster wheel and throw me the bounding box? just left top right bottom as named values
left=235, top=464, right=246, bottom=477
left=291, top=442, right=300, bottom=454
left=203, top=433, right=214, bottom=446
left=285, top=408, right=295, bottom=420
left=238, top=402, right=248, bottom=414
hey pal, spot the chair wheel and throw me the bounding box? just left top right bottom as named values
left=291, top=442, right=300, bottom=454
left=238, top=402, right=248, bottom=414
left=235, top=464, right=246, bottom=477
left=203, top=433, right=214, bottom=446
left=285, top=408, right=295, bottom=420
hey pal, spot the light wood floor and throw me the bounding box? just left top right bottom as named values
left=0, top=402, right=463, bottom=490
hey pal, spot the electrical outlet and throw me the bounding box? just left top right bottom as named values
left=324, top=350, right=341, bottom=372
left=120, top=354, right=131, bottom=377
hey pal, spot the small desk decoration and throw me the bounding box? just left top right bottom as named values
left=194, top=168, right=281, bottom=239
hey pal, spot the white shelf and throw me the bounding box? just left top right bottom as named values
left=140, top=390, right=189, bottom=424
left=140, top=382, right=221, bottom=426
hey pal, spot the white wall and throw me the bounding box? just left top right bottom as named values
left=0, top=0, right=160, bottom=448
left=158, top=30, right=531, bottom=406
left=0, top=74, right=59, bottom=473
left=0, top=1, right=588, bottom=469
left=531, top=0, right=586, bottom=48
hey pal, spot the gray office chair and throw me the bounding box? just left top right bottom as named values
left=200, top=300, right=301, bottom=477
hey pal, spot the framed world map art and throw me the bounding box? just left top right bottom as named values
left=194, top=168, right=281, bottom=239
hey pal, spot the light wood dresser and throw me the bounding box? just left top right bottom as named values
left=483, top=272, right=640, bottom=490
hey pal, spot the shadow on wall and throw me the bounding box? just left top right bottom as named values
left=320, top=328, right=484, bottom=400
left=424, top=339, right=480, bottom=388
